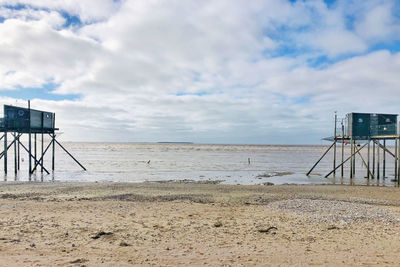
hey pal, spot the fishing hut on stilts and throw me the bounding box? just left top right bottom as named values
left=0, top=101, right=86, bottom=179
left=307, top=112, right=400, bottom=184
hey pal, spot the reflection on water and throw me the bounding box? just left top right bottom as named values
left=0, top=142, right=399, bottom=186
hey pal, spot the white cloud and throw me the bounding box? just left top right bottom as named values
left=355, top=2, right=400, bottom=42
left=0, top=0, right=400, bottom=144
left=0, top=0, right=121, bottom=23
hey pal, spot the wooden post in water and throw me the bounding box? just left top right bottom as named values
left=34, top=133, right=37, bottom=172
left=341, top=122, right=344, bottom=177
left=52, top=133, right=55, bottom=171
left=367, top=139, right=370, bottom=179
left=353, top=141, right=356, bottom=177
left=398, top=135, right=400, bottom=183
left=350, top=137, right=353, bottom=178
left=28, top=100, right=32, bottom=179
left=372, top=141, right=375, bottom=178
left=13, top=133, right=17, bottom=175
left=325, top=143, right=368, bottom=177
left=333, top=113, right=337, bottom=177
left=17, top=134, right=20, bottom=171
left=52, top=114, right=56, bottom=172
left=377, top=140, right=380, bottom=179
left=383, top=139, right=386, bottom=178
left=398, top=122, right=400, bottom=184
left=4, top=131, right=7, bottom=175
left=395, top=138, right=398, bottom=180
left=41, top=113, right=44, bottom=173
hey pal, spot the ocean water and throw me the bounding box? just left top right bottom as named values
left=1, top=142, right=399, bottom=186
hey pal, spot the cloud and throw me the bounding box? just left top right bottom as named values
left=0, top=0, right=121, bottom=23
left=0, top=0, right=400, bottom=144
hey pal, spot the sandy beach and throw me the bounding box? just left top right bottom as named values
left=0, top=182, right=399, bottom=266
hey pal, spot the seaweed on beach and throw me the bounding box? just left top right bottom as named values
left=96, top=193, right=214, bottom=203
left=256, top=171, right=294, bottom=179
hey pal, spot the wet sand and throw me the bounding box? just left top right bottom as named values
left=0, top=182, right=399, bottom=266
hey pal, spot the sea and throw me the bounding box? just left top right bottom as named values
left=1, top=142, right=399, bottom=186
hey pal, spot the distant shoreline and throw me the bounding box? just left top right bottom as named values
left=157, top=141, right=194, bottom=144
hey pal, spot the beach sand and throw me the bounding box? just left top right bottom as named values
left=0, top=182, right=399, bottom=266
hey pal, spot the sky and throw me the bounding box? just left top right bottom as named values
left=0, top=0, right=400, bottom=144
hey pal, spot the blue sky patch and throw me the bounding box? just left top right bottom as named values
left=0, top=83, right=80, bottom=101
left=60, top=12, right=82, bottom=27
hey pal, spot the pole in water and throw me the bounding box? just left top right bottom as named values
left=34, top=133, right=37, bottom=172
left=341, top=121, right=344, bottom=178
left=367, top=139, right=370, bottom=179
left=395, top=138, right=398, bottom=181
left=248, top=158, right=250, bottom=164
left=383, top=139, right=386, bottom=178
left=397, top=134, right=400, bottom=183
left=41, top=113, right=44, bottom=173
left=353, top=141, right=356, bottom=177
left=13, top=132, right=17, bottom=175
left=28, top=100, right=31, bottom=178
left=372, top=141, right=375, bottom=178
left=52, top=133, right=55, bottom=171
left=17, top=133, right=20, bottom=171
left=333, top=112, right=337, bottom=177
left=350, top=138, right=353, bottom=179
left=52, top=114, right=55, bottom=172
left=307, top=141, right=336, bottom=176
left=54, top=139, right=86, bottom=171
left=4, top=131, right=7, bottom=175
left=325, top=142, right=368, bottom=178
left=377, top=140, right=380, bottom=180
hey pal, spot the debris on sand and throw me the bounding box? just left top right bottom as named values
left=119, top=241, right=131, bottom=247
left=214, top=222, right=223, bottom=227
left=70, top=258, right=88, bottom=264
left=258, top=226, right=278, bottom=234
left=91, top=231, right=113, bottom=239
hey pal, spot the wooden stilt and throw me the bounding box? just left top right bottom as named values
left=41, top=113, right=44, bottom=173
left=353, top=141, right=356, bottom=177
left=17, top=134, right=20, bottom=171
left=341, top=123, right=344, bottom=177
left=367, top=139, right=370, bottom=179
left=333, top=113, right=337, bottom=177
left=372, top=141, right=375, bottom=178
left=306, top=141, right=336, bottom=176
left=31, top=140, right=53, bottom=173
left=54, top=139, right=86, bottom=171
left=4, top=131, right=7, bottom=175
left=52, top=133, right=55, bottom=172
left=18, top=142, right=50, bottom=174
left=383, top=140, right=386, bottom=178
left=395, top=138, right=398, bottom=180
left=34, top=133, right=37, bottom=172
left=398, top=136, right=400, bottom=183
left=52, top=114, right=56, bottom=172
left=375, top=141, right=395, bottom=157
left=325, top=142, right=368, bottom=178
left=13, top=132, right=17, bottom=175
left=41, top=133, right=44, bottom=173
left=350, top=138, right=353, bottom=179
left=28, top=100, right=31, bottom=178
left=355, top=145, right=373, bottom=178
left=377, top=140, right=380, bottom=179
